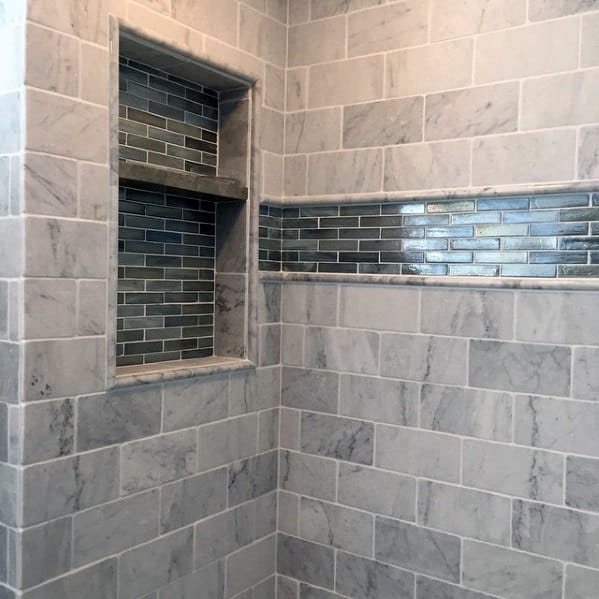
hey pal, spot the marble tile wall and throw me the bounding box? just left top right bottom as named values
left=276, top=281, right=599, bottom=599
left=7, top=0, right=287, bottom=597
left=283, top=0, right=599, bottom=202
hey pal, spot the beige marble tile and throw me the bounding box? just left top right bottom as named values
left=263, top=151, right=283, bottom=197
left=260, top=106, right=285, bottom=154
left=472, top=130, right=576, bottom=186
left=386, top=39, right=473, bottom=98
left=289, top=0, right=310, bottom=24
left=582, top=12, right=599, bottom=67
left=474, top=18, right=579, bottom=83
left=266, top=0, right=288, bottom=23
left=27, top=0, right=79, bottom=36
left=308, top=149, right=383, bottom=195
left=309, top=55, right=384, bottom=108
left=285, top=108, right=342, bottom=154
left=264, top=64, right=285, bottom=111
left=431, top=0, right=526, bottom=41
left=578, top=125, right=599, bottom=180
left=78, top=163, right=109, bottom=221
left=284, top=155, right=307, bottom=196
left=425, top=82, right=519, bottom=141
left=343, top=97, right=423, bottom=148
left=80, top=43, right=109, bottom=105
left=311, top=0, right=384, bottom=19
left=521, top=70, right=599, bottom=130
left=348, top=1, right=428, bottom=57
left=288, top=17, right=346, bottom=67
left=529, top=0, right=599, bottom=20
left=239, top=4, right=287, bottom=68
left=384, top=140, right=470, bottom=192
left=171, top=0, right=238, bottom=46
left=286, top=68, right=307, bottom=112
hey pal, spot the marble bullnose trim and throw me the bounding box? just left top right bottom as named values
left=259, top=271, right=599, bottom=291
left=114, top=356, right=255, bottom=387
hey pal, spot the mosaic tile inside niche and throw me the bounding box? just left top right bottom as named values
left=259, top=194, right=599, bottom=277
left=119, top=56, right=219, bottom=176
left=117, top=183, right=216, bottom=367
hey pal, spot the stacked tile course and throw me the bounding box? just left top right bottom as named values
left=119, top=57, right=218, bottom=176
left=260, top=193, right=599, bottom=277
left=117, top=183, right=216, bottom=366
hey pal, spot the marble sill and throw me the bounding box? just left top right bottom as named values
left=114, top=356, right=255, bottom=387
left=120, top=162, right=248, bottom=201
left=259, top=271, right=599, bottom=291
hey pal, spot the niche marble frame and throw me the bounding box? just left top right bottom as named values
left=107, top=17, right=262, bottom=387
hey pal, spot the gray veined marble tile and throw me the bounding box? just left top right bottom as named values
left=528, top=0, right=599, bottom=20
left=462, top=439, right=564, bottom=504
left=572, top=347, right=599, bottom=402
left=300, top=412, right=374, bottom=465
left=299, top=497, right=373, bottom=556
left=226, top=535, right=276, bottom=598
left=282, top=283, right=338, bottom=326
left=197, top=414, right=257, bottom=472
left=421, top=384, right=513, bottom=442
left=336, top=551, right=414, bottom=599
left=194, top=503, right=254, bottom=569
left=469, top=340, right=571, bottom=396
left=338, top=462, right=416, bottom=521
left=285, top=108, right=341, bottom=154
left=118, top=527, right=193, bottom=599
left=567, top=455, right=599, bottom=512
left=120, top=429, right=197, bottom=495
left=421, top=288, right=514, bottom=339
left=251, top=576, right=276, bottom=599
left=565, top=564, right=599, bottom=599
left=229, top=367, right=280, bottom=417
left=277, top=534, right=334, bottom=590
left=340, top=374, right=419, bottom=427
left=305, top=327, right=379, bottom=375
left=21, top=446, right=119, bottom=526
left=227, top=450, right=277, bottom=506
left=254, top=491, right=277, bottom=539
left=280, top=408, right=300, bottom=451
left=513, top=499, right=599, bottom=568
left=77, top=280, right=106, bottom=335
left=77, top=386, right=161, bottom=451
left=462, top=540, right=562, bottom=599
left=277, top=575, right=298, bottom=599
left=20, top=558, right=117, bottom=599
left=214, top=273, right=245, bottom=358
left=418, top=480, right=511, bottom=545
left=282, top=367, right=338, bottom=414
left=278, top=491, right=299, bottom=535
left=281, top=324, right=304, bottom=366
left=376, top=425, right=460, bottom=482
left=515, top=394, right=599, bottom=457
left=258, top=408, right=279, bottom=453
left=416, top=577, right=496, bottom=599
left=381, top=333, right=468, bottom=385
left=279, top=450, right=336, bottom=501
left=375, top=517, right=461, bottom=583
left=73, top=489, right=159, bottom=567
left=160, top=468, right=227, bottom=533
left=299, top=585, right=341, bottom=599
left=0, top=464, right=17, bottom=527
left=259, top=324, right=281, bottom=367
left=157, top=560, right=224, bottom=599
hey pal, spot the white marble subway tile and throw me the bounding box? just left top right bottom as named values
left=565, top=564, right=599, bottom=599
left=474, top=18, right=579, bottom=84
left=78, top=280, right=106, bottom=336
left=260, top=106, right=285, bottom=154
left=516, top=291, right=599, bottom=345
left=25, top=23, right=79, bottom=96
left=285, top=108, right=342, bottom=154
left=376, top=425, right=461, bottom=482
left=421, top=288, right=514, bottom=339
left=78, top=163, right=109, bottom=221
left=522, top=70, right=599, bottom=130
left=282, top=366, right=338, bottom=413
left=308, top=149, right=383, bottom=195
left=0, top=24, right=23, bottom=92
left=279, top=449, right=337, bottom=501
left=226, top=535, right=276, bottom=597
left=348, top=1, right=428, bottom=57
left=582, top=12, right=599, bottom=67
left=529, top=0, right=599, bottom=20
left=566, top=455, right=599, bottom=512
left=0, top=92, right=22, bottom=154
left=572, top=347, right=599, bottom=402
left=239, top=4, right=287, bottom=67
left=227, top=450, right=277, bottom=506
left=343, top=97, right=423, bottom=149
left=229, top=367, right=280, bottom=416
left=170, top=0, right=237, bottom=45
left=286, top=67, right=308, bottom=112
left=309, top=56, right=384, bottom=108
left=470, top=340, right=571, bottom=396
left=386, top=39, right=473, bottom=98
left=26, top=89, right=108, bottom=162
left=384, top=140, right=471, bottom=192
left=311, top=0, right=384, bottom=19
left=336, top=551, right=414, bottom=599
left=23, top=278, right=76, bottom=339
left=299, top=497, right=373, bottom=556
left=418, top=480, right=511, bottom=545
left=425, top=82, right=519, bottom=141
left=80, top=42, right=108, bottom=105
left=515, top=394, right=599, bottom=457
left=416, top=577, right=495, bottom=599
left=338, top=462, right=416, bottom=521
left=472, top=130, right=577, bottom=186
left=430, top=0, right=526, bottom=41
left=283, top=283, right=337, bottom=325
left=578, top=125, right=599, bottom=180
left=462, top=439, right=564, bottom=503
left=288, top=17, right=346, bottom=67
left=381, top=333, right=468, bottom=385
left=462, top=540, right=562, bottom=599
left=421, top=384, right=513, bottom=442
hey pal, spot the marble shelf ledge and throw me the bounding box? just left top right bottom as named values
left=259, top=271, right=599, bottom=291
left=119, top=162, right=248, bottom=201
left=115, top=356, right=254, bottom=387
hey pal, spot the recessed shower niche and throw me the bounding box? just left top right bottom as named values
left=115, top=31, right=252, bottom=375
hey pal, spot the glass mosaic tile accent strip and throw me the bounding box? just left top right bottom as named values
left=259, top=193, right=599, bottom=277
left=117, top=183, right=216, bottom=366
left=119, top=57, right=218, bottom=176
